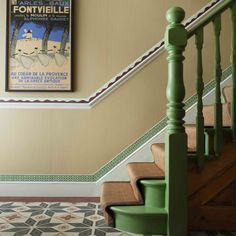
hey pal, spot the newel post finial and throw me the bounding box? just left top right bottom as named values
left=164, top=6, right=188, bottom=236
left=166, top=7, right=185, bottom=24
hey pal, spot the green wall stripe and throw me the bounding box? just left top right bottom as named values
left=0, top=66, right=232, bottom=182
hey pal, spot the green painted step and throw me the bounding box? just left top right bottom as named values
left=109, top=180, right=167, bottom=234
left=140, top=179, right=166, bottom=208
left=110, top=205, right=167, bottom=235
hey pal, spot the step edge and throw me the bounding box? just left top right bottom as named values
left=140, top=179, right=166, bottom=186
left=110, top=205, right=167, bottom=215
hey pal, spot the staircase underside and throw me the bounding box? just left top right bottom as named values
left=188, top=134, right=236, bottom=230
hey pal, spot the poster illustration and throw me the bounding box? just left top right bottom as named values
left=6, top=0, right=72, bottom=91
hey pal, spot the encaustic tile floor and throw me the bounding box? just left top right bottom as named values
left=0, top=202, right=235, bottom=236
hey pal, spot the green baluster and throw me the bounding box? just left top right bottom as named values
left=195, top=28, right=205, bottom=169
left=165, top=7, right=187, bottom=236
left=213, top=15, right=223, bottom=157
left=231, top=2, right=236, bottom=142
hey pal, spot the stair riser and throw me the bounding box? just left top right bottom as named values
left=141, top=180, right=166, bottom=208
left=112, top=212, right=167, bottom=235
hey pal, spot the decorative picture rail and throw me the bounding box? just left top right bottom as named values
left=1, top=0, right=222, bottom=108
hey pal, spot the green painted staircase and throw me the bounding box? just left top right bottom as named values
left=101, top=86, right=231, bottom=235
left=101, top=1, right=236, bottom=236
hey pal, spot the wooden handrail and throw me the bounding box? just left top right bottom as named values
left=188, top=0, right=233, bottom=38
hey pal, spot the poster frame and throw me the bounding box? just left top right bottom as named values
left=5, top=0, right=73, bottom=92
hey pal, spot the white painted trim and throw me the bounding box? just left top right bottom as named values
left=0, top=182, right=98, bottom=197
left=0, top=0, right=223, bottom=109
left=0, top=74, right=231, bottom=197
left=0, top=102, right=91, bottom=110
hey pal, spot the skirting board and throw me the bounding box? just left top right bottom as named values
left=0, top=74, right=232, bottom=197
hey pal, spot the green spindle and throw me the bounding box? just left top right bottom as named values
left=231, top=2, right=236, bottom=142
left=195, top=28, right=205, bottom=169
left=213, top=14, right=223, bottom=157
left=165, top=7, right=187, bottom=236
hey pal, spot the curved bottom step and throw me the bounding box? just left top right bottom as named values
left=140, top=179, right=166, bottom=208
left=110, top=205, right=167, bottom=234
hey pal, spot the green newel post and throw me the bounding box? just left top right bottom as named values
left=231, top=2, right=236, bottom=142
left=165, top=7, right=188, bottom=236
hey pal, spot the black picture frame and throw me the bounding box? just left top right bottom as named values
left=6, top=0, right=73, bottom=92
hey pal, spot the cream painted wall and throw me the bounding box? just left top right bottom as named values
left=0, top=0, right=231, bottom=174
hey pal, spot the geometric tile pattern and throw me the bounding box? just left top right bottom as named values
left=0, top=202, right=121, bottom=236
left=0, top=202, right=235, bottom=236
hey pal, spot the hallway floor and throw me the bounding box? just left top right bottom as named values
left=0, top=202, right=234, bottom=236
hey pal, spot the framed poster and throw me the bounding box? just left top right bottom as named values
left=6, top=0, right=72, bottom=92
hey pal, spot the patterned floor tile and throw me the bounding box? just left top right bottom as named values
left=0, top=202, right=235, bottom=236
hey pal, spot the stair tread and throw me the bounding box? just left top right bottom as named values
left=203, top=103, right=231, bottom=126
left=101, top=182, right=139, bottom=204
left=101, top=181, right=141, bottom=226
left=127, top=162, right=165, bottom=201
left=151, top=140, right=196, bottom=170
left=110, top=205, right=167, bottom=215
left=127, top=162, right=164, bottom=180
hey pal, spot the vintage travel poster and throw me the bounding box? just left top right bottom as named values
left=6, top=0, right=72, bottom=91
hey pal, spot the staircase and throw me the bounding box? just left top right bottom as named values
left=101, top=1, right=236, bottom=235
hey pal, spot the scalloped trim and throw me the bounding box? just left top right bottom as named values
left=1, top=0, right=222, bottom=109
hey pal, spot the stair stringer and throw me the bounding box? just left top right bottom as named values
left=188, top=139, right=236, bottom=230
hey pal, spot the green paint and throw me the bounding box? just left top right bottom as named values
left=195, top=28, right=205, bottom=170
left=205, top=131, right=211, bottom=156
left=213, top=15, right=223, bottom=157
left=110, top=205, right=167, bottom=235
left=108, top=3, right=234, bottom=235
left=188, top=0, right=233, bottom=38
left=140, top=180, right=166, bottom=208
left=165, top=7, right=188, bottom=236
left=110, top=180, right=167, bottom=234
left=231, top=2, right=236, bottom=142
